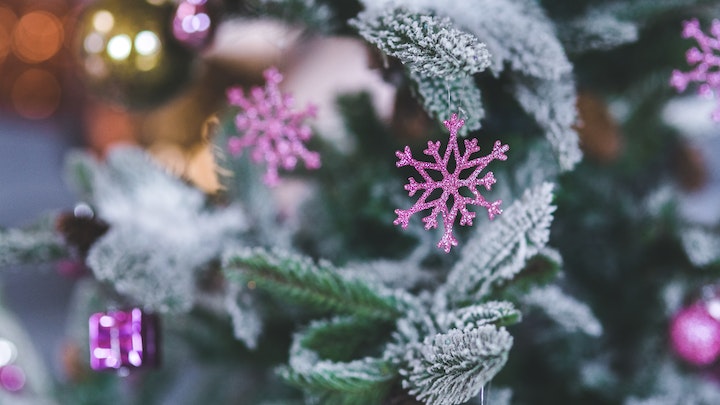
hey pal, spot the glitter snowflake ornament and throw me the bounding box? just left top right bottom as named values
left=394, top=114, right=509, bottom=253
left=226, top=67, right=321, bottom=186
left=670, top=18, right=720, bottom=121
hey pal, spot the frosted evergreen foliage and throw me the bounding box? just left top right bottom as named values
left=76, top=147, right=246, bottom=312
left=443, top=301, right=521, bottom=331
left=223, top=247, right=411, bottom=320
left=359, top=0, right=582, bottom=170
left=624, top=360, right=720, bottom=404
left=0, top=226, right=66, bottom=268
left=282, top=317, right=395, bottom=405
left=352, top=8, right=491, bottom=79
left=360, top=0, right=571, bottom=80
left=225, top=283, right=263, bottom=349
left=401, top=325, right=513, bottom=405
left=446, top=183, right=556, bottom=304
left=522, top=285, right=603, bottom=337
left=342, top=258, right=434, bottom=291
left=680, top=226, right=720, bottom=267
left=408, top=70, right=484, bottom=135
left=512, top=74, right=582, bottom=171
left=559, top=11, right=638, bottom=53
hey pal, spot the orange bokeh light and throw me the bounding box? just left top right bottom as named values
left=11, top=68, right=61, bottom=119
left=0, top=7, right=17, bottom=64
left=12, top=10, right=64, bottom=63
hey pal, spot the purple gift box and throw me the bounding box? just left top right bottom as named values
left=88, top=308, right=159, bottom=371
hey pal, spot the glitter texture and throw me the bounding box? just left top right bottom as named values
left=226, top=67, right=321, bottom=186
left=670, top=18, right=720, bottom=121
left=669, top=303, right=720, bottom=366
left=88, top=308, right=159, bottom=371
left=394, top=114, right=509, bottom=253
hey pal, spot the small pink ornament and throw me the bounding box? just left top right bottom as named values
left=89, top=308, right=160, bottom=372
left=172, top=0, right=217, bottom=51
left=670, top=18, right=720, bottom=121
left=226, top=67, right=321, bottom=186
left=669, top=303, right=720, bottom=366
left=394, top=114, right=509, bottom=253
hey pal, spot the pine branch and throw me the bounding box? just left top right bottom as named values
left=444, top=301, right=521, bottom=331
left=351, top=8, right=491, bottom=78
left=299, top=316, right=390, bottom=362
left=511, top=74, right=582, bottom=171
left=522, top=285, right=603, bottom=337
left=408, top=70, right=484, bottom=135
left=401, top=325, right=513, bottom=405
left=76, top=147, right=245, bottom=313
left=223, top=247, right=410, bottom=321
left=365, top=0, right=572, bottom=80
left=282, top=320, right=396, bottom=405
left=557, top=11, right=638, bottom=53
left=225, top=282, right=263, bottom=349
left=446, top=183, right=557, bottom=305
left=87, top=229, right=196, bottom=313
left=0, top=223, right=67, bottom=268
left=63, top=150, right=99, bottom=202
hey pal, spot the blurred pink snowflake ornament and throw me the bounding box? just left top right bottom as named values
left=670, top=18, right=720, bottom=121
left=394, top=114, right=509, bottom=253
left=226, top=67, right=321, bottom=186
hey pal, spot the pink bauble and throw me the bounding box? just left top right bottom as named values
left=670, top=303, right=720, bottom=366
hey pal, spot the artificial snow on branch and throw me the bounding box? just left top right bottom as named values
left=0, top=225, right=66, bottom=269
left=443, top=301, right=522, bottom=331
left=351, top=8, right=492, bottom=78
left=359, top=0, right=571, bottom=80
left=511, top=74, right=582, bottom=171
left=359, top=0, right=582, bottom=170
left=408, top=70, right=484, bottom=135
left=282, top=317, right=395, bottom=405
left=446, top=182, right=556, bottom=304
left=223, top=247, right=411, bottom=321
left=522, top=285, right=603, bottom=337
left=225, top=282, right=263, bottom=349
left=557, top=11, right=638, bottom=53
left=75, top=147, right=246, bottom=313
left=88, top=228, right=196, bottom=313
left=401, top=325, right=513, bottom=405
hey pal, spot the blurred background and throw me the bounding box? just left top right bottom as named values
left=1, top=0, right=720, bottom=386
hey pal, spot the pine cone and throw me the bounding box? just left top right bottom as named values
left=574, top=91, right=623, bottom=162
left=55, top=211, right=110, bottom=256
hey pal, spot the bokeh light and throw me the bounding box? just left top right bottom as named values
left=0, top=339, right=17, bottom=368
left=106, top=34, right=131, bottom=60
left=134, top=30, right=160, bottom=56
left=11, top=68, right=62, bottom=119
left=92, top=10, right=114, bottom=33
left=0, top=7, right=17, bottom=64
left=12, top=10, right=64, bottom=63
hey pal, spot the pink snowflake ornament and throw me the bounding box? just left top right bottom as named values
left=394, top=114, right=509, bottom=253
left=670, top=18, right=720, bottom=121
left=226, top=67, right=321, bottom=186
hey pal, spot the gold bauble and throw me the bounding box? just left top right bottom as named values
left=75, top=0, right=195, bottom=109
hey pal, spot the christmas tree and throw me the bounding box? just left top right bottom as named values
left=2, top=0, right=720, bottom=404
